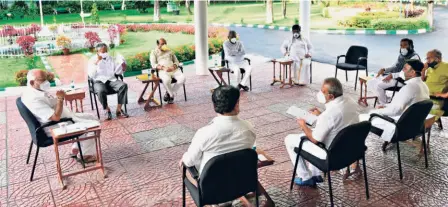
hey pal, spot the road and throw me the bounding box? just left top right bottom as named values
left=232, top=6, right=448, bottom=72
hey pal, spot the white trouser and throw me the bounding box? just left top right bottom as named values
left=285, top=134, right=325, bottom=180
left=159, top=69, right=186, bottom=97
left=228, top=61, right=252, bottom=87
left=291, top=59, right=311, bottom=85
left=359, top=113, right=397, bottom=142
left=366, top=77, right=404, bottom=106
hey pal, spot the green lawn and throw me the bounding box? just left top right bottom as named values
left=0, top=57, right=45, bottom=88
left=112, top=31, right=195, bottom=58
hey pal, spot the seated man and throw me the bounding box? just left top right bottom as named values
left=367, top=38, right=420, bottom=106
left=150, top=38, right=186, bottom=104
left=180, top=86, right=256, bottom=181
left=422, top=49, right=448, bottom=124
left=285, top=78, right=359, bottom=186
left=88, top=43, right=129, bottom=120
left=222, top=30, right=252, bottom=91
left=360, top=60, right=429, bottom=150
left=22, top=69, right=98, bottom=162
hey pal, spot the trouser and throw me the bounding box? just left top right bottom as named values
left=159, top=69, right=186, bottom=97
left=94, top=80, right=128, bottom=110
left=366, top=77, right=403, bottom=106
left=228, top=61, right=252, bottom=87
left=285, top=133, right=324, bottom=180
left=292, top=59, right=311, bottom=85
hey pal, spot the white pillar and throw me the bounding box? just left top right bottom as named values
left=299, top=0, right=311, bottom=39
left=194, top=0, right=208, bottom=75
left=39, top=0, right=44, bottom=27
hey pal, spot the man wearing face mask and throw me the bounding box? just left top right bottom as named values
left=280, top=24, right=313, bottom=85
left=368, top=38, right=420, bottom=107
left=222, top=30, right=252, bottom=91
left=150, top=38, right=186, bottom=104
left=285, top=78, right=359, bottom=186
left=21, top=69, right=98, bottom=162
left=360, top=60, right=429, bottom=150
left=88, top=43, right=129, bottom=120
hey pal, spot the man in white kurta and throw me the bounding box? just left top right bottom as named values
left=285, top=78, right=359, bottom=186
left=180, top=86, right=256, bottom=177
left=21, top=69, right=98, bottom=161
left=280, top=24, right=313, bottom=85
left=367, top=38, right=420, bottom=106
left=360, top=60, right=429, bottom=148
left=223, top=30, right=252, bottom=91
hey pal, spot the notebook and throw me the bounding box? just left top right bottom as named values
left=286, top=106, right=317, bottom=126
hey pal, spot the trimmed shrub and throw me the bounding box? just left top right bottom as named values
left=322, top=7, right=330, bottom=18
left=15, top=70, right=29, bottom=86
left=337, top=16, right=371, bottom=28
left=357, top=11, right=400, bottom=19
left=371, top=19, right=429, bottom=30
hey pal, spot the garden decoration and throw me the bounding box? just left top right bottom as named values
left=56, top=35, right=72, bottom=55
left=84, top=31, right=101, bottom=52
left=16, top=36, right=36, bottom=56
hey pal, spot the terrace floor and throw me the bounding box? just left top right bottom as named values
left=1, top=55, right=448, bottom=206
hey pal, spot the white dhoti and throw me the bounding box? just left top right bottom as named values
left=285, top=133, right=325, bottom=180
left=359, top=113, right=398, bottom=142
left=291, top=58, right=311, bottom=85
left=228, top=61, right=252, bottom=87
left=367, top=78, right=404, bottom=106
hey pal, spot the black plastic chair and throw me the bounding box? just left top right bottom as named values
left=335, top=46, right=368, bottom=91
left=369, top=100, right=433, bottom=180
left=221, top=50, right=252, bottom=90
left=182, top=149, right=259, bottom=207
left=88, top=74, right=128, bottom=119
left=430, top=86, right=448, bottom=130
left=155, top=65, right=187, bottom=102
left=289, top=121, right=372, bottom=207
left=374, top=77, right=405, bottom=108
left=16, top=98, right=86, bottom=181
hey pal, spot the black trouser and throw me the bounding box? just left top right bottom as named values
left=94, top=80, right=128, bottom=110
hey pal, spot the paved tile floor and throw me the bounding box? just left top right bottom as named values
left=1, top=56, right=448, bottom=206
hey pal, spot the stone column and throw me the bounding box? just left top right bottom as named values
left=299, top=0, right=311, bottom=39
left=194, top=0, right=208, bottom=75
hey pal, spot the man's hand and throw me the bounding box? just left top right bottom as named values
left=435, top=92, right=448, bottom=98
left=424, top=62, right=429, bottom=69
left=97, top=54, right=102, bottom=61
left=376, top=105, right=386, bottom=109
left=165, top=66, right=174, bottom=73
left=297, top=118, right=307, bottom=129
left=178, top=159, right=184, bottom=169
left=284, top=52, right=289, bottom=56
left=56, top=90, right=66, bottom=100
left=305, top=54, right=311, bottom=58
left=309, top=107, right=321, bottom=116
left=121, top=63, right=127, bottom=72
left=382, top=74, right=393, bottom=83
left=376, top=68, right=385, bottom=77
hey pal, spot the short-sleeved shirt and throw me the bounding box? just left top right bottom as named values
left=426, top=62, right=448, bottom=94
left=21, top=87, right=57, bottom=124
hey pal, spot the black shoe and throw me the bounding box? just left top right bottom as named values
left=105, top=111, right=112, bottom=120
left=116, top=110, right=129, bottom=118
left=238, top=84, right=249, bottom=91
left=382, top=141, right=390, bottom=152
left=168, top=97, right=174, bottom=104
left=163, top=92, right=170, bottom=102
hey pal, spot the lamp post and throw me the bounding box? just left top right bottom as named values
left=39, top=0, right=44, bottom=27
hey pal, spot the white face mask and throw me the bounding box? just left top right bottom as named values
left=99, top=52, right=109, bottom=58
left=39, top=80, right=51, bottom=91
left=316, top=91, right=327, bottom=104
left=293, top=33, right=300, bottom=38
left=230, top=38, right=237, bottom=44
left=400, top=48, right=408, bottom=56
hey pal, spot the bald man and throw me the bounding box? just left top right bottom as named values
left=150, top=38, right=186, bottom=104
left=21, top=69, right=98, bottom=162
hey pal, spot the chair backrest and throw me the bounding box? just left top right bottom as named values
left=393, top=100, right=433, bottom=142
left=198, top=148, right=258, bottom=205
left=345, top=46, right=368, bottom=67
left=16, top=97, right=48, bottom=146
left=327, top=121, right=371, bottom=171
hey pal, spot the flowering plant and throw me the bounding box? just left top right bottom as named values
left=107, top=25, right=118, bottom=44
left=84, top=31, right=101, bottom=48
left=56, top=35, right=72, bottom=49
left=16, top=36, right=36, bottom=55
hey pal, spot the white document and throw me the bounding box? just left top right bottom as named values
left=286, top=106, right=317, bottom=126
left=258, top=154, right=268, bottom=161
left=52, top=121, right=100, bottom=137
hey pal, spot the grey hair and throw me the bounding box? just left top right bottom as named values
left=323, top=77, right=343, bottom=98
left=96, top=43, right=108, bottom=50
left=26, top=69, right=42, bottom=87
left=429, top=49, right=442, bottom=60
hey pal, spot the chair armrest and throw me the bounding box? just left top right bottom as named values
left=36, top=118, right=75, bottom=133
left=244, top=57, right=251, bottom=65
left=178, top=65, right=184, bottom=73
left=430, top=95, right=446, bottom=101
left=300, top=136, right=327, bottom=150
left=357, top=57, right=367, bottom=66
left=369, top=113, right=395, bottom=124
left=182, top=163, right=199, bottom=180
left=395, top=77, right=405, bottom=85
left=336, top=55, right=346, bottom=64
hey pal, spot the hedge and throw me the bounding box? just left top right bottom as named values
left=338, top=11, right=429, bottom=29
left=371, top=19, right=429, bottom=30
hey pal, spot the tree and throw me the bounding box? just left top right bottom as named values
left=266, top=0, right=273, bottom=24
left=91, top=3, right=100, bottom=24
left=121, top=0, right=126, bottom=10
left=186, top=0, right=192, bottom=15
left=281, top=0, right=287, bottom=19
left=28, top=0, right=37, bottom=20
left=154, top=0, right=160, bottom=22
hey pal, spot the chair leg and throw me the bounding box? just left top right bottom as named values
left=374, top=97, right=378, bottom=108
left=158, top=82, right=163, bottom=106
left=396, top=142, right=403, bottom=180
left=227, top=72, right=230, bottom=85
left=124, top=103, right=127, bottom=113
left=310, top=62, right=313, bottom=84
left=422, top=129, right=429, bottom=168
left=362, top=156, right=370, bottom=199
left=335, top=67, right=338, bottom=78
left=93, top=95, right=100, bottom=119
left=438, top=118, right=443, bottom=130
left=290, top=153, right=301, bottom=191
left=77, top=138, right=86, bottom=169
left=249, top=76, right=252, bottom=91
left=182, top=167, right=187, bottom=207
left=30, top=146, right=39, bottom=182
left=354, top=70, right=359, bottom=91
left=26, top=141, right=33, bottom=164
left=183, top=84, right=187, bottom=101
left=89, top=92, right=94, bottom=110
left=327, top=171, right=334, bottom=207
left=345, top=70, right=348, bottom=82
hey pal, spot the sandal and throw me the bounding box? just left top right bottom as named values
left=75, top=155, right=97, bottom=164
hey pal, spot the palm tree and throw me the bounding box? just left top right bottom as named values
left=266, top=0, right=273, bottom=24
left=154, top=0, right=160, bottom=22
left=281, top=0, right=287, bottom=19
left=186, top=0, right=192, bottom=15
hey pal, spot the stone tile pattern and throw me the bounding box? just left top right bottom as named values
left=1, top=57, right=448, bottom=206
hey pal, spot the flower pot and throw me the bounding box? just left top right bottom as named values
left=62, top=48, right=70, bottom=55
left=120, top=39, right=125, bottom=44
left=110, top=43, right=115, bottom=49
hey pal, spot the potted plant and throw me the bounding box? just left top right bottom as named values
left=107, top=25, right=118, bottom=49
left=16, top=36, right=36, bottom=56
left=1, top=25, right=17, bottom=45
left=56, top=35, right=72, bottom=55
left=117, top=24, right=127, bottom=44
left=84, top=31, right=101, bottom=52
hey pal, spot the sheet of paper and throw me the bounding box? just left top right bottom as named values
left=258, top=154, right=268, bottom=161
left=286, top=106, right=317, bottom=126
left=52, top=121, right=100, bottom=137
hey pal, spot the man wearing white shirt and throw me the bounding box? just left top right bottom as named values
left=280, top=24, right=313, bottom=85
left=367, top=38, right=420, bottom=106
left=360, top=60, right=429, bottom=150
left=223, top=31, right=252, bottom=91
left=88, top=43, right=129, bottom=120
left=180, top=86, right=256, bottom=183
left=285, top=78, right=359, bottom=186
left=21, top=69, right=97, bottom=162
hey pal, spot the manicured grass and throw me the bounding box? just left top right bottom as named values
left=0, top=57, right=45, bottom=88
left=111, top=31, right=195, bottom=58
